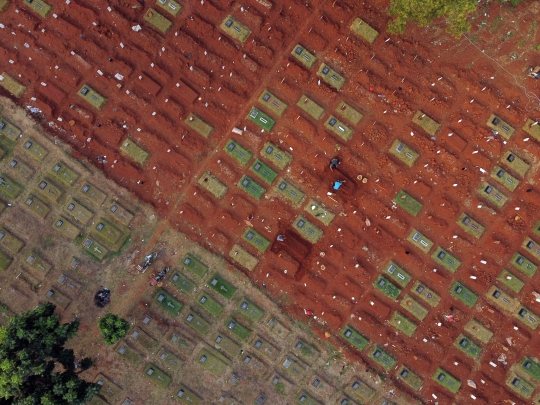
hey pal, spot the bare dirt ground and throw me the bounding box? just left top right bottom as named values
left=1, top=0, right=540, bottom=403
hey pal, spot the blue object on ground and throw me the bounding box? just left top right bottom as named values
left=333, top=181, right=343, bottom=190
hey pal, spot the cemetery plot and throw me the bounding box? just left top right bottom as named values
left=400, top=295, right=429, bottom=321
left=52, top=217, right=80, bottom=240
left=21, top=138, right=48, bottom=161
left=510, top=252, right=538, bottom=277
left=350, top=17, right=379, bottom=43
left=477, top=182, right=507, bottom=209
left=64, top=199, right=93, bottom=225
left=275, top=179, right=305, bottom=206
left=281, top=356, right=307, bottom=380
left=292, top=340, right=318, bottom=365
left=143, top=363, right=171, bottom=388
left=463, top=319, right=493, bottom=344
left=208, top=273, right=237, bottom=299
left=412, top=111, right=440, bottom=136
left=197, top=347, right=231, bottom=377
left=90, top=218, right=129, bottom=251
left=143, top=8, right=172, bottom=34
left=242, top=227, right=271, bottom=253
left=260, top=142, right=292, bottom=169
left=324, top=116, right=353, bottom=141
left=247, top=107, right=276, bottom=131
left=485, top=285, right=518, bottom=313
left=225, top=317, right=251, bottom=340
left=523, top=119, right=540, bottom=141
left=81, top=236, right=108, bottom=261
left=0, top=174, right=23, bottom=200
left=491, top=166, right=519, bottom=191
left=0, top=73, right=26, bottom=98
left=388, top=140, right=419, bottom=167
left=120, top=138, right=149, bottom=165
left=0, top=250, right=11, bottom=271
left=7, top=157, right=34, bottom=180
left=0, top=228, right=24, bottom=254
left=486, top=114, right=514, bottom=140
left=454, top=334, right=482, bottom=359
left=154, top=289, right=183, bottom=316
left=393, top=190, right=422, bottom=216
left=44, top=288, right=71, bottom=309
left=168, top=330, right=195, bottom=354
left=170, top=272, right=196, bottom=294
left=128, top=327, right=158, bottom=350
left=184, top=311, right=211, bottom=335
left=396, top=366, right=423, bottom=391
left=304, top=199, right=335, bottom=226
left=17, top=270, right=41, bottom=291
left=175, top=383, right=202, bottom=405
left=22, top=0, right=51, bottom=17
left=383, top=261, right=412, bottom=287
left=411, top=281, right=441, bottom=307
left=155, top=0, right=182, bottom=17
left=94, top=374, right=122, bottom=403
left=238, top=299, right=265, bottom=322
left=157, top=348, right=184, bottom=368
left=295, top=391, right=322, bottom=405
left=367, top=346, right=397, bottom=371
left=196, top=291, right=224, bottom=317
left=78, top=183, right=107, bottom=206
left=501, top=150, right=530, bottom=177
left=24, top=252, right=51, bottom=275
left=181, top=253, right=208, bottom=278
left=406, top=229, right=433, bottom=253
left=252, top=336, right=280, bottom=359
left=291, top=45, right=317, bottom=69
left=50, top=161, right=79, bottom=186
left=250, top=159, right=278, bottom=185
left=220, top=15, right=251, bottom=42
left=0, top=119, right=21, bottom=141
left=449, top=281, right=478, bottom=308
left=497, top=269, right=524, bottom=293
left=317, top=64, right=345, bottom=90
left=266, top=318, right=290, bottom=338
left=184, top=113, right=213, bottom=138
left=506, top=371, right=534, bottom=399
left=514, top=305, right=540, bottom=330
left=212, top=332, right=242, bottom=358
left=240, top=352, right=266, bottom=377
left=388, top=311, right=417, bottom=337
left=238, top=175, right=265, bottom=200
left=0, top=0, right=7, bottom=11
left=336, top=101, right=363, bottom=125
left=456, top=213, right=485, bottom=239
left=534, top=220, right=540, bottom=238
left=373, top=275, right=401, bottom=300
left=229, top=244, right=259, bottom=271
left=296, top=95, right=325, bottom=120
left=292, top=215, right=323, bottom=244
left=258, top=90, right=288, bottom=117
left=225, top=139, right=253, bottom=166
left=35, top=178, right=63, bottom=203
left=197, top=172, right=227, bottom=199
left=432, top=368, right=461, bottom=394
left=520, top=357, right=540, bottom=382
left=116, top=342, right=142, bottom=366
left=77, top=84, right=107, bottom=110
left=522, top=237, right=540, bottom=261
left=431, top=247, right=461, bottom=272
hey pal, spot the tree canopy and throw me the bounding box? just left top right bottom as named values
left=0, top=302, right=100, bottom=404
left=97, top=314, right=130, bottom=346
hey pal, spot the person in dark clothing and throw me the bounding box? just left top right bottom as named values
left=329, top=157, right=340, bottom=170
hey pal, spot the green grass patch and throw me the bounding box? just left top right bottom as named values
left=143, top=8, right=172, bottom=33
left=23, top=252, right=51, bottom=274
left=431, top=246, right=461, bottom=272
left=275, top=178, right=305, bottom=206
left=81, top=236, right=108, bottom=261
left=89, top=218, right=128, bottom=251
left=24, top=195, right=50, bottom=219
left=293, top=340, right=318, bottom=363
left=52, top=216, right=80, bottom=240
left=373, top=275, right=401, bottom=300
left=396, top=366, right=423, bottom=391
left=116, top=342, right=142, bottom=366
left=175, top=383, right=202, bottom=404
left=77, top=183, right=106, bottom=207
left=36, top=178, right=63, bottom=203
left=64, top=199, right=92, bottom=225
left=367, top=345, right=397, bottom=371
left=520, top=357, right=540, bottom=381
left=296, top=95, right=325, bottom=120
left=238, top=299, right=265, bottom=322
left=281, top=357, right=306, bottom=379
left=506, top=371, right=534, bottom=399
left=224, top=139, right=253, bottom=166
left=170, top=271, right=196, bottom=294
left=523, top=118, right=540, bottom=141
left=129, top=327, right=158, bottom=350
left=389, top=311, right=417, bottom=337
left=345, top=380, right=376, bottom=404
left=497, top=269, right=524, bottom=293
left=23, top=0, right=51, bottom=17
left=454, top=334, right=482, bottom=359
left=510, top=252, right=538, bottom=277
left=450, top=281, right=478, bottom=308
left=143, top=363, right=171, bottom=388
left=350, top=17, right=379, bottom=43
left=0, top=250, right=12, bottom=271
left=229, top=244, right=259, bottom=271
left=456, top=213, right=485, bottom=239
left=184, top=311, right=211, bottom=335
left=412, top=110, right=440, bottom=136
left=258, top=90, right=288, bottom=117
left=486, top=114, right=514, bottom=140
left=340, top=325, right=369, bottom=351
left=292, top=215, right=323, bottom=244
left=185, top=113, right=213, bottom=138
left=77, top=84, right=107, bottom=110
left=180, top=253, right=208, bottom=278
left=296, top=391, right=322, bottom=405
left=50, top=161, right=79, bottom=186
left=335, top=101, right=363, bottom=125
left=0, top=72, right=26, bottom=97
left=501, top=150, right=530, bottom=177
left=0, top=1, right=10, bottom=12
left=304, top=199, right=335, bottom=226
left=514, top=305, right=540, bottom=330
left=400, top=294, right=429, bottom=321
left=411, top=280, right=440, bottom=307
left=383, top=261, right=412, bottom=287
left=197, top=348, right=230, bottom=377
left=324, top=115, right=353, bottom=141
left=406, top=229, right=433, bottom=253
left=155, top=288, right=183, bottom=316
left=225, top=317, right=251, bottom=340
left=208, top=273, right=237, bottom=299
left=260, top=142, right=292, bottom=169
left=433, top=368, right=461, bottom=394
left=0, top=174, right=22, bottom=200
left=522, top=237, right=540, bottom=261
left=220, top=15, right=251, bottom=42
left=388, top=139, right=418, bottom=167
left=316, top=63, right=345, bottom=90
left=247, top=107, right=276, bottom=131
left=291, top=44, right=316, bottom=68
left=197, top=172, right=227, bottom=198
left=0, top=118, right=21, bottom=141
left=22, top=138, right=48, bottom=161
left=393, top=190, right=422, bottom=216
left=242, top=227, right=270, bottom=253
left=478, top=181, right=508, bottom=209
left=238, top=175, right=266, bottom=200
left=157, top=348, right=184, bottom=368
left=254, top=336, right=280, bottom=359
left=212, top=332, right=241, bottom=358
left=491, top=165, right=519, bottom=191
left=156, top=0, right=182, bottom=17
left=196, top=291, right=223, bottom=317
left=464, top=319, right=493, bottom=344
left=250, top=159, right=278, bottom=184
left=120, top=138, right=149, bottom=165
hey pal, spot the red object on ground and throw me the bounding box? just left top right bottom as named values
left=304, top=309, right=312, bottom=316
left=369, top=86, right=374, bottom=91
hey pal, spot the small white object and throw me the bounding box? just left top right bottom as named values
left=514, top=326, right=518, bottom=330
left=470, top=276, right=477, bottom=279
left=432, top=394, right=437, bottom=399
left=132, top=25, right=142, bottom=32
left=470, top=395, right=476, bottom=400
left=515, top=207, right=520, bottom=211
left=370, top=301, right=374, bottom=306
left=283, top=270, right=287, bottom=274
left=167, top=149, right=170, bottom=152
left=423, top=338, right=428, bottom=342
left=41, top=82, right=47, bottom=86
left=480, top=260, right=487, bottom=264
left=489, top=361, right=497, bottom=367
left=452, top=235, right=458, bottom=239
left=70, top=51, right=75, bottom=55
left=437, top=322, right=441, bottom=326
left=114, top=73, right=124, bottom=80
left=86, top=137, right=92, bottom=142
left=120, top=42, right=124, bottom=48
left=152, top=112, right=156, bottom=116
left=97, top=70, right=103, bottom=76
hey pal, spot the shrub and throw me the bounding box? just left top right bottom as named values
left=98, top=314, right=130, bottom=345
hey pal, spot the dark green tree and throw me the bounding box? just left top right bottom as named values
left=0, top=302, right=100, bottom=404
left=97, top=314, right=130, bottom=346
